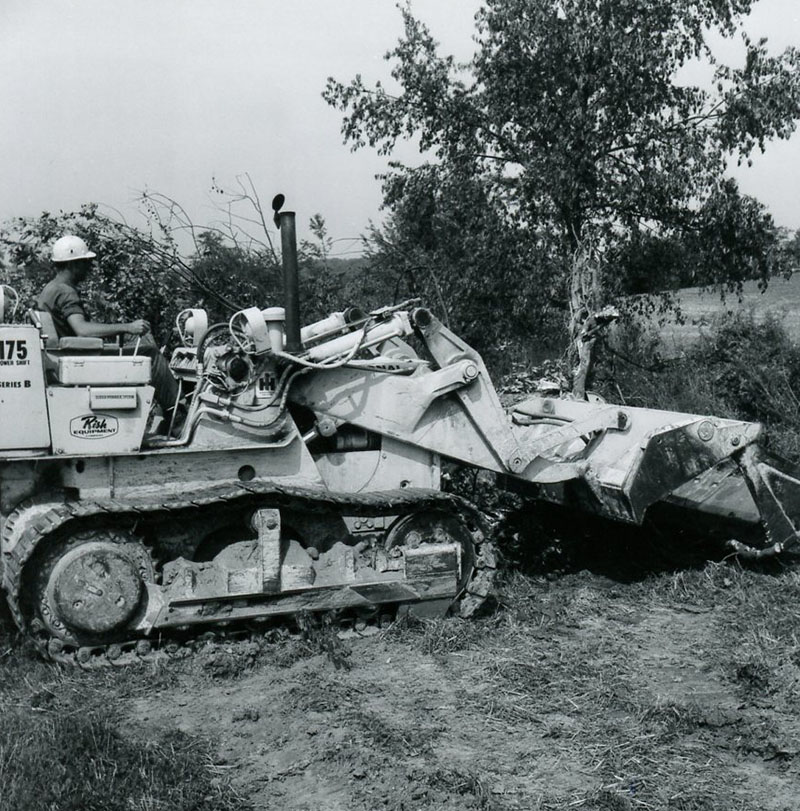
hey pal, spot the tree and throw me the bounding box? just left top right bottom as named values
left=610, top=179, right=786, bottom=296
left=324, top=0, right=800, bottom=356
left=361, top=163, right=565, bottom=361
left=0, top=182, right=363, bottom=346
left=0, top=205, right=191, bottom=343
left=188, top=231, right=282, bottom=324
left=301, top=214, right=334, bottom=273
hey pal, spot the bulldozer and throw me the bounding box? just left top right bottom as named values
left=2, top=200, right=800, bottom=667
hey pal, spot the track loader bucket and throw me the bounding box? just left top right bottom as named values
left=664, top=444, right=800, bottom=557
left=507, top=396, right=800, bottom=558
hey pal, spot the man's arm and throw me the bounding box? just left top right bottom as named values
left=67, top=313, right=149, bottom=338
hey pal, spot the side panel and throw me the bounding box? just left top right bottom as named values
left=56, top=356, right=151, bottom=386
left=59, top=433, right=324, bottom=499
left=0, top=325, right=50, bottom=451
left=47, top=385, right=154, bottom=455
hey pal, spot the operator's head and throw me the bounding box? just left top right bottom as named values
left=51, top=234, right=96, bottom=283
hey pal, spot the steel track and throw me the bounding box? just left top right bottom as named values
left=2, top=483, right=498, bottom=667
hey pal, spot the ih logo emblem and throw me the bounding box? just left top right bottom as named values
left=70, top=414, right=119, bottom=439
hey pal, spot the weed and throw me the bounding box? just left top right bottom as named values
left=284, top=672, right=353, bottom=714
left=295, top=610, right=353, bottom=670
left=425, top=767, right=503, bottom=810
left=261, top=636, right=319, bottom=669
left=734, top=659, right=774, bottom=698
left=417, top=616, right=485, bottom=656
left=197, top=640, right=261, bottom=679
left=637, top=699, right=706, bottom=740
left=346, top=707, right=442, bottom=756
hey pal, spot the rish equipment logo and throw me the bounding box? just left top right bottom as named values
left=69, top=414, right=119, bottom=439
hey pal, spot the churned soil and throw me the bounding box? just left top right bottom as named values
left=119, top=562, right=800, bottom=810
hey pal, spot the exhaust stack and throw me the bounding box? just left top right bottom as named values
left=272, top=195, right=302, bottom=353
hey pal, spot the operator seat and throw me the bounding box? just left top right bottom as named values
left=28, top=309, right=151, bottom=387
left=29, top=309, right=104, bottom=352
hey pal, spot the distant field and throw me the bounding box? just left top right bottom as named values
left=656, top=275, right=800, bottom=355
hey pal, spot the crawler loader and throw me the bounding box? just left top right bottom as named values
left=1, top=202, right=800, bottom=667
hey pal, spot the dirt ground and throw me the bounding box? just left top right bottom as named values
left=118, top=561, right=800, bottom=811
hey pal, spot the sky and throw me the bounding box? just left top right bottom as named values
left=1, top=0, right=799, bottom=257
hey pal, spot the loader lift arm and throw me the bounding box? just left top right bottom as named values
left=290, top=308, right=800, bottom=557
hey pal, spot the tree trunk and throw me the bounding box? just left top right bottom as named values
left=568, top=238, right=604, bottom=399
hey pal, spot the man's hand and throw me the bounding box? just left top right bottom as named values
left=126, top=319, right=150, bottom=336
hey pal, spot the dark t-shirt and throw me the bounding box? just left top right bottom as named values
left=36, top=279, right=86, bottom=337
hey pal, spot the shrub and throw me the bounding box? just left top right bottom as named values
left=596, top=312, right=800, bottom=461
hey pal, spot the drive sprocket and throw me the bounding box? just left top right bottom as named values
left=29, top=528, right=156, bottom=648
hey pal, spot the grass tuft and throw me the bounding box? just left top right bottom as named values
left=295, top=610, right=353, bottom=670
left=0, top=692, right=245, bottom=811
left=0, top=629, right=249, bottom=811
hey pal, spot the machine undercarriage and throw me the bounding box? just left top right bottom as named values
left=6, top=483, right=493, bottom=666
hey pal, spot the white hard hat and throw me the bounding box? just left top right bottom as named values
left=51, top=234, right=96, bottom=263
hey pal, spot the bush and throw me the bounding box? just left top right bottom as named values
left=596, top=312, right=800, bottom=461
left=0, top=206, right=189, bottom=346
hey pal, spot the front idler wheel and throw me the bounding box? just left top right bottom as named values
left=384, top=508, right=485, bottom=619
